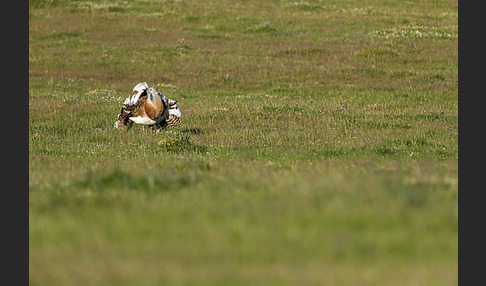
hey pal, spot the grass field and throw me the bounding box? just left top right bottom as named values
left=29, top=0, right=458, bottom=285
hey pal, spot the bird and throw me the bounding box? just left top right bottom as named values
left=114, top=82, right=181, bottom=132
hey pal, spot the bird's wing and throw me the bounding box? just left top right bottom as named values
left=125, top=82, right=149, bottom=105
left=167, top=99, right=182, bottom=118
left=166, top=114, right=181, bottom=127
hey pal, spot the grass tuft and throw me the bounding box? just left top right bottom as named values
left=158, top=130, right=210, bottom=154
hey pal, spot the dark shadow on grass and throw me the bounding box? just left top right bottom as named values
left=181, top=127, right=203, bottom=135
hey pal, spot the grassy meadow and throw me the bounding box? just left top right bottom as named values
left=29, top=0, right=458, bottom=285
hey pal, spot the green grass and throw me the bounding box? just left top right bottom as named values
left=29, top=0, right=458, bottom=285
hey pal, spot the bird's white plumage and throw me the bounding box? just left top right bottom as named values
left=123, top=82, right=149, bottom=105
left=129, top=116, right=155, bottom=125
left=166, top=99, right=181, bottom=118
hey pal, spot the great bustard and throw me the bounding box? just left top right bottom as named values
left=114, top=82, right=181, bottom=132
